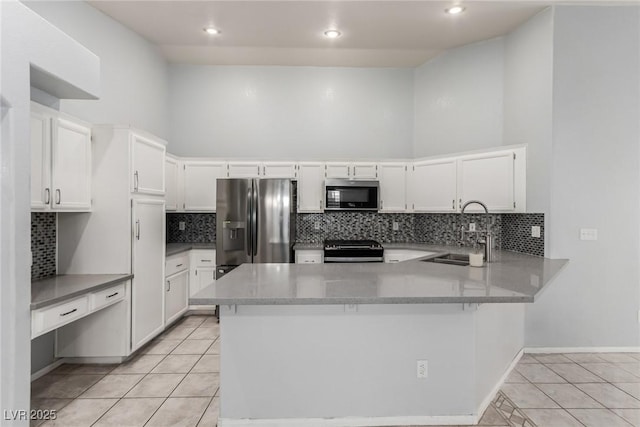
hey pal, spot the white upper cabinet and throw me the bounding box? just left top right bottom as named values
left=183, top=161, right=226, bottom=211
left=409, top=159, right=457, bottom=212
left=51, top=117, right=92, bottom=210
left=458, top=151, right=515, bottom=212
left=325, top=162, right=378, bottom=179
left=131, top=133, right=166, bottom=196
left=228, top=162, right=261, bottom=178
left=30, top=110, right=51, bottom=210
left=30, top=103, right=92, bottom=212
left=298, top=162, right=325, bottom=212
left=325, top=162, right=351, bottom=179
left=262, top=162, right=297, bottom=178
left=351, top=163, right=378, bottom=179
left=165, top=156, right=179, bottom=212
left=379, top=163, right=407, bottom=212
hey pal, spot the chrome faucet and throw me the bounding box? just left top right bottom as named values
left=460, top=200, right=495, bottom=262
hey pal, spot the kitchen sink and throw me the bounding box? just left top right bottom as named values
left=422, top=253, right=470, bottom=266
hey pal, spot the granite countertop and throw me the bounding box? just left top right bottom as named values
left=31, top=274, right=133, bottom=310
left=190, top=247, right=568, bottom=306
left=166, top=242, right=216, bottom=256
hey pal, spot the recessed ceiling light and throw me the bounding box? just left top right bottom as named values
left=324, top=29, right=341, bottom=39
left=445, top=6, right=465, bottom=15
left=204, top=27, right=220, bottom=35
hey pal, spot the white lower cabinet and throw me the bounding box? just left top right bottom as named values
left=384, top=249, right=435, bottom=263
left=190, top=249, right=216, bottom=297
left=165, top=270, right=189, bottom=325
left=295, top=250, right=323, bottom=264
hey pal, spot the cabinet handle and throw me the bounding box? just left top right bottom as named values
left=459, top=199, right=462, bottom=210
left=55, top=189, right=61, bottom=205
left=106, top=292, right=119, bottom=298
left=134, top=171, right=139, bottom=191
left=135, top=219, right=141, bottom=240
left=452, top=199, right=455, bottom=210
left=201, top=259, right=212, bottom=262
left=166, top=280, right=171, bottom=292
left=60, top=308, right=77, bottom=317
left=263, top=165, right=266, bottom=175
left=380, top=200, right=384, bottom=209
left=176, top=263, right=183, bottom=268
left=257, top=166, right=260, bottom=175
left=44, top=188, right=51, bottom=204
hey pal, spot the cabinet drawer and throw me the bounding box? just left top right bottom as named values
left=32, top=296, right=89, bottom=338
left=90, top=282, right=125, bottom=311
left=295, top=252, right=323, bottom=264
left=166, top=254, right=189, bottom=276
left=191, top=249, right=216, bottom=267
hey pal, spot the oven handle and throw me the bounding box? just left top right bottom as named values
left=323, top=256, right=384, bottom=263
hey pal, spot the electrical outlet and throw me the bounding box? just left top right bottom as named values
left=469, top=223, right=476, bottom=232
left=179, top=221, right=186, bottom=231
left=580, top=228, right=598, bottom=241
left=417, top=360, right=428, bottom=379
left=531, top=226, right=541, bottom=238
left=314, top=222, right=321, bottom=230
left=392, top=221, right=399, bottom=231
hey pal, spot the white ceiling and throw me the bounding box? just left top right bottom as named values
left=88, top=1, right=551, bottom=67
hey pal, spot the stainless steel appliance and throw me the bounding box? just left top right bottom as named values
left=324, top=179, right=379, bottom=211
left=323, top=239, right=384, bottom=263
left=216, top=179, right=296, bottom=275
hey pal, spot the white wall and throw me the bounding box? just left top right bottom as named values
left=503, top=8, right=554, bottom=217
left=413, top=38, right=504, bottom=158
left=1, top=1, right=100, bottom=424
left=24, top=1, right=170, bottom=139
left=168, top=65, right=414, bottom=159
left=525, top=6, right=640, bottom=348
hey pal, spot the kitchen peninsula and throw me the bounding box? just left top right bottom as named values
left=192, top=248, right=567, bottom=426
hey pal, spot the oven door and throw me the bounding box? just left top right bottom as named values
left=324, top=180, right=379, bottom=211
left=323, top=248, right=384, bottom=263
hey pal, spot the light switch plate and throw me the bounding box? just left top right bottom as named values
left=580, top=228, right=598, bottom=241
left=392, top=221, right=399, bottom=231
left=179, top=221, right=186, bottom=231
left=469, top=223, right=476, bottom=232
left=417, top=360, right=428, bottom=379
left=531, top=226, right=541, bottom=238
left=314, top=222, right=321, bottom=230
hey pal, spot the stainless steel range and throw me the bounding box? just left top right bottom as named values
left=323, top=239, right=384, bottom=263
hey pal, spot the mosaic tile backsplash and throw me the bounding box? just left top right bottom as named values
left=501, top=214, right=544, bottom=257
left=167, top=212, right=544, bottom=257
left=167, top=213, right=216, bottom=243
left=31, top=212, right=56, bottom=280
left=297, top=212, right=544, bottom=256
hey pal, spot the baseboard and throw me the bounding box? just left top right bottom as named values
left=187, top=306, right=217, bottom=314
left=525, top=346, right=640, bottom=354
left=218, top=414, right=476, bottom=427
left=31, top=359, right=65, bottom=381
left=62, top=356, right=127, bottom=364
left=475, top=348, right=524, bottom=420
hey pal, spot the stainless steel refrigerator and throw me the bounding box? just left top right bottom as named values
left=216, top=179, right=296, bottom=278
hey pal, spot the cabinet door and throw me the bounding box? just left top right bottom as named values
left=183, top=161, right=226, bottom=211
left=165, top=156, right=179, bottom=211
left=195, top=267, right=216, bottom=296
left=352, top=163, right=378, bottom=179
left=379, top=163, right=406, bottom=212
left=458, top=152, right=514, bottom=211
left=131, top=199, right=165, bottom=351
left=228, top=162, right=261, bottom=178
left=165, top=270, right=188, bottom=325
left=298, top=163, right=324, bottom=212
left=325, top=163, right=351, bottom=179
left=262, top=162, right=297, bottom=178
left=30, top=110, right=51, bottom=210
left=131, top=133, right=166, bottom=196
left=410, top=160, right=457, bottom=212
left=51, top=117, right=92, bottom=211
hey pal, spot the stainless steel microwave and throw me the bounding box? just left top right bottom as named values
left=324, top=179, right=379, bottom=211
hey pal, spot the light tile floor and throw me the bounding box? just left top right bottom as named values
left=30, top=315, right=640, bottom=427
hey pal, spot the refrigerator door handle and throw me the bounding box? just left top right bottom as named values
left=252, top=181, right=259, bottom=256
left=246, top=183, right=253, bottom=257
